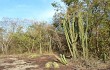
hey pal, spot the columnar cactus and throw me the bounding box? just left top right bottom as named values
left=78, top=11, right=88, bottom=59
left=63, top=14, right=78, bottom=59
left=63, top=11, right=89, bottom=60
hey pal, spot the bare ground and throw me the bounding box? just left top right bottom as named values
left=0, top=54, right=110, bottom=70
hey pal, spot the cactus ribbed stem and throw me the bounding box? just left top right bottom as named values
left=63, top=14, right=78, bottom=60
left=78, top=11, right=88, bottom=59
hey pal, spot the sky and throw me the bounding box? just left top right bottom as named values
left=0, top=0, right=62, bottom=22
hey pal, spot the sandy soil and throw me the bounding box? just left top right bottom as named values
left=0, top=55, right=110, bottom=70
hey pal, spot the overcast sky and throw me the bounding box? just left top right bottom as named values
left=0, top=0, right=62, bottom=22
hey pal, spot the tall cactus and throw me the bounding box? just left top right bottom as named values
left=63, top=11, right=89, bottom=60
left=63, top=14, right=78, bottom=60
left=78, top=11, right=88, bottom=59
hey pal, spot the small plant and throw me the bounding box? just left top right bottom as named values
left=45, top=61, right=59, bottom=68
left=101, top=52, right=109, bottom=63
left=59, top=54, right=68, bottom=65
left=53, top=62, right=59, bottom=68
left=45, top=62, right=53, bottom=68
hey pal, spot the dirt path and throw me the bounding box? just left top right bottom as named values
left=0, top=57, right=39, bottom=70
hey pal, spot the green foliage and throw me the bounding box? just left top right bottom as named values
left=0, top=0, right=110, bottom=64
left=62, top=0, right=78, bottom=6
left=52, top=0, right=110, bottom=61
left=0, top=21, right=57, bottom=54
